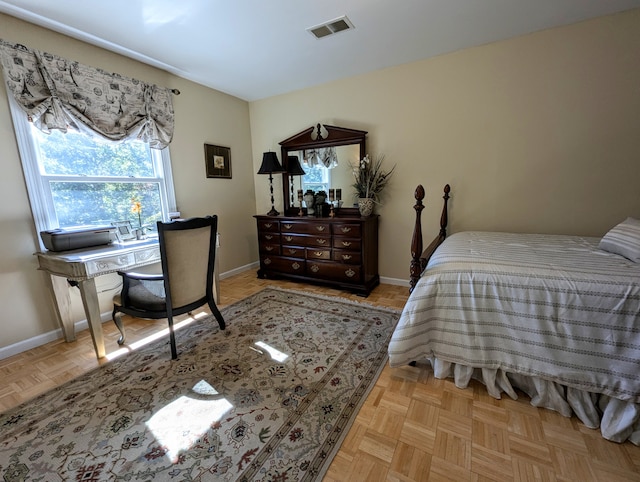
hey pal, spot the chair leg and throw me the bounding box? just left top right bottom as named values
left=112, top=309, right=126, bottom=345
left=208, top=299, right=226, bottom=330
left=167, top=315, right=178, bottom=360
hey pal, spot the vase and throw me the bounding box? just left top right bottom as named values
left=358, top=198, right=375, bottom=217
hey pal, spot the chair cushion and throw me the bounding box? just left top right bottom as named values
left=127, top=279, right=167, bottom=312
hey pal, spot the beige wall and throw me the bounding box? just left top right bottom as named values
left=0, top=14, right=257, bottom=350
left=250, top=9, right=640, bottom=281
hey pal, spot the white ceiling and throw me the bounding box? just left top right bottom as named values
left=1, top=0, right=639, bottom=101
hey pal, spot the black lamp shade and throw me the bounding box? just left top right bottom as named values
left=257, top=152, right=284, bottom=174
left=287, top=156, right=306, bottom=176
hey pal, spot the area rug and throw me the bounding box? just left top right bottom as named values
left=0, top=287, right=400, bottom=481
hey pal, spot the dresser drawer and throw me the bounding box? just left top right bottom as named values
left=257, top=220, right=280, bottom=233
left=306, top=260, right=361, bottom=282
left=333, top=249, right=361, bottom=264
left=333, top=238, right=361, bottom=250
left=259, top=243, right=281, bottom=255
left=306, top=235, right=331, bottom=247
left=281, top=246, right=305, bottom=258
left=333, top=223, right=361, bottom=238
left=259, top=232, right=280, bottom=243
left=281, top=233, right=307, bottom=246
left=281, top=221, right=330, bottom=235
left=306, top=248, right=331, bottom=260
left=261, top=256, right=305, bottom=274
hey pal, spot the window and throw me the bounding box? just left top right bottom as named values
left=9, top=97, right=177, bottom=249
left=301, top=164, right=330, bottom=193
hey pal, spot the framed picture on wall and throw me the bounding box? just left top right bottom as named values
left=204, top=144, right=232, bottom=179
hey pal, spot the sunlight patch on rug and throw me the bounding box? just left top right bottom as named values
left=147, top=380, right=233, bottom=463
left=0, top=287, right=400, bottom=481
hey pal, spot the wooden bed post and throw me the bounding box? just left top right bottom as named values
left=409, top=185, right=425, bottom=292
left=440, top=184, right=450, bottom=238
left=409, top=184, right=451, bottom=293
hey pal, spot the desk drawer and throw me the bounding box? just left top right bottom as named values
left=86, top=253, right=136, bottom=276
left=135, top=248, right=161, bottom=264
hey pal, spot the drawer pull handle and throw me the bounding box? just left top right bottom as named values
left=265, top=235, right=273, bottom=240
left=285, top=236, right=293, bottom=242
left=287, top=248, right=297, bottom=255
left=316, top=226, right=326, bottom=232
left=310, top=264, right=320, bottom=273
left=314, top=251, right=323, bottom=257
left=264, top=258, right=272, bottom=265
left=264, top=223, right=273, bottom=228
left=265, top=246, right=273, bottom=251
left=283, top=223, right=293, bottom=229
left=316, top=239, right=327, bottom=245
left=342, top=254, right=352, bottom=260
left=345, top=269, right=356, bottom=278
left=292, top=262, right=301, bottom=270
left=341, top=241, right=352, bottom=247
left=341, top=227, right=352, bottom=233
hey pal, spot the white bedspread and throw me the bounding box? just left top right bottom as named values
left=389, top=231, right=640, bottom=443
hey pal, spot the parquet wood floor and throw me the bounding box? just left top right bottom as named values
left=1, top=271, right=638, bottom=481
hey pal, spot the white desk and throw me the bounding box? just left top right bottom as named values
left=36, top=238, right=162, bottom=359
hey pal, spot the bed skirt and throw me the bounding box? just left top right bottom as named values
left=427, top=357, right=640, bottom=445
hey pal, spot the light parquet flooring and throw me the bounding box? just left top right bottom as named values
left=1, top=271, right=638, bottom=481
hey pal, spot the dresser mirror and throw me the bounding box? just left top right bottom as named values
left=279, top=124, right=367, bottom=217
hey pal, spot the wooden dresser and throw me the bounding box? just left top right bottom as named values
left=254, top=215, right=379, bottom=296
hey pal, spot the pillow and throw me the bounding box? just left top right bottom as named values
left=599, top=217, right=640, bottom=262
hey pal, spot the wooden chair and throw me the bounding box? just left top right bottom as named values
left=112, top=216, right=225, bottom=359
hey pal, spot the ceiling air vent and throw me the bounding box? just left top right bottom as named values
left=307, top=16, right=354, bottom=39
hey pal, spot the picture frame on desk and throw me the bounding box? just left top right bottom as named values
left=204, top=144, right=232, bottom=179
left=112, top=220, right=136, bottom=241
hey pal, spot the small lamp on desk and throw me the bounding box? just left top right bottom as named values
left=257, top=152, right=285, bottom=216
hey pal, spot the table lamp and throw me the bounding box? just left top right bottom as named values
left=257, top=152, right=285, bottom=216
left=287, top=155, right=306, bottom=209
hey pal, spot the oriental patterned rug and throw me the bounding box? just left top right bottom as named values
left=0, top=287, right=399, bottom=481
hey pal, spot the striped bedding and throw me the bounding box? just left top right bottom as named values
left=389, top=231, right=640, bottom=443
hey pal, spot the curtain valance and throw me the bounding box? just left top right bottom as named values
left=303, top=147, right=338, bottom=169
left=0, top=39, right=174, bottom=149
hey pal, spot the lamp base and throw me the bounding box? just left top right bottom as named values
left=266, top=207, right=280, bottom=216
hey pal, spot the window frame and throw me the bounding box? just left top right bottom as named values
left=8, top=95, right=178, bottom=251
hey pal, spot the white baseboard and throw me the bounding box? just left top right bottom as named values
left=0, top=312, right=113, bottom=361
left=380, top=276, right=409, bottom=287
left=219, top=261, right=259, bottom=280
left=0, top=263, right=403, bottom=361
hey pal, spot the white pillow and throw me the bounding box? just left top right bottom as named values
left=599, top=217, right=640, bottom=262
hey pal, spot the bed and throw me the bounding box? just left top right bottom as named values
left=388, top=184, right=640, bottom=444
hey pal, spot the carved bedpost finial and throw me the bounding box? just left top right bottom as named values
left=410, top=185, right=425, bottom=292
left=440, top=184, right=450, bottom=238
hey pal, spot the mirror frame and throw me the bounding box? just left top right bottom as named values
left=279, top=123, right=367, bottom=217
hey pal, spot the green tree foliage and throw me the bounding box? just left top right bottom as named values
left=34, top=129, right=162, bottom=228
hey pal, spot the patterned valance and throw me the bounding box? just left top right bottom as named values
left=0, top=39, right=174, bottom=149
